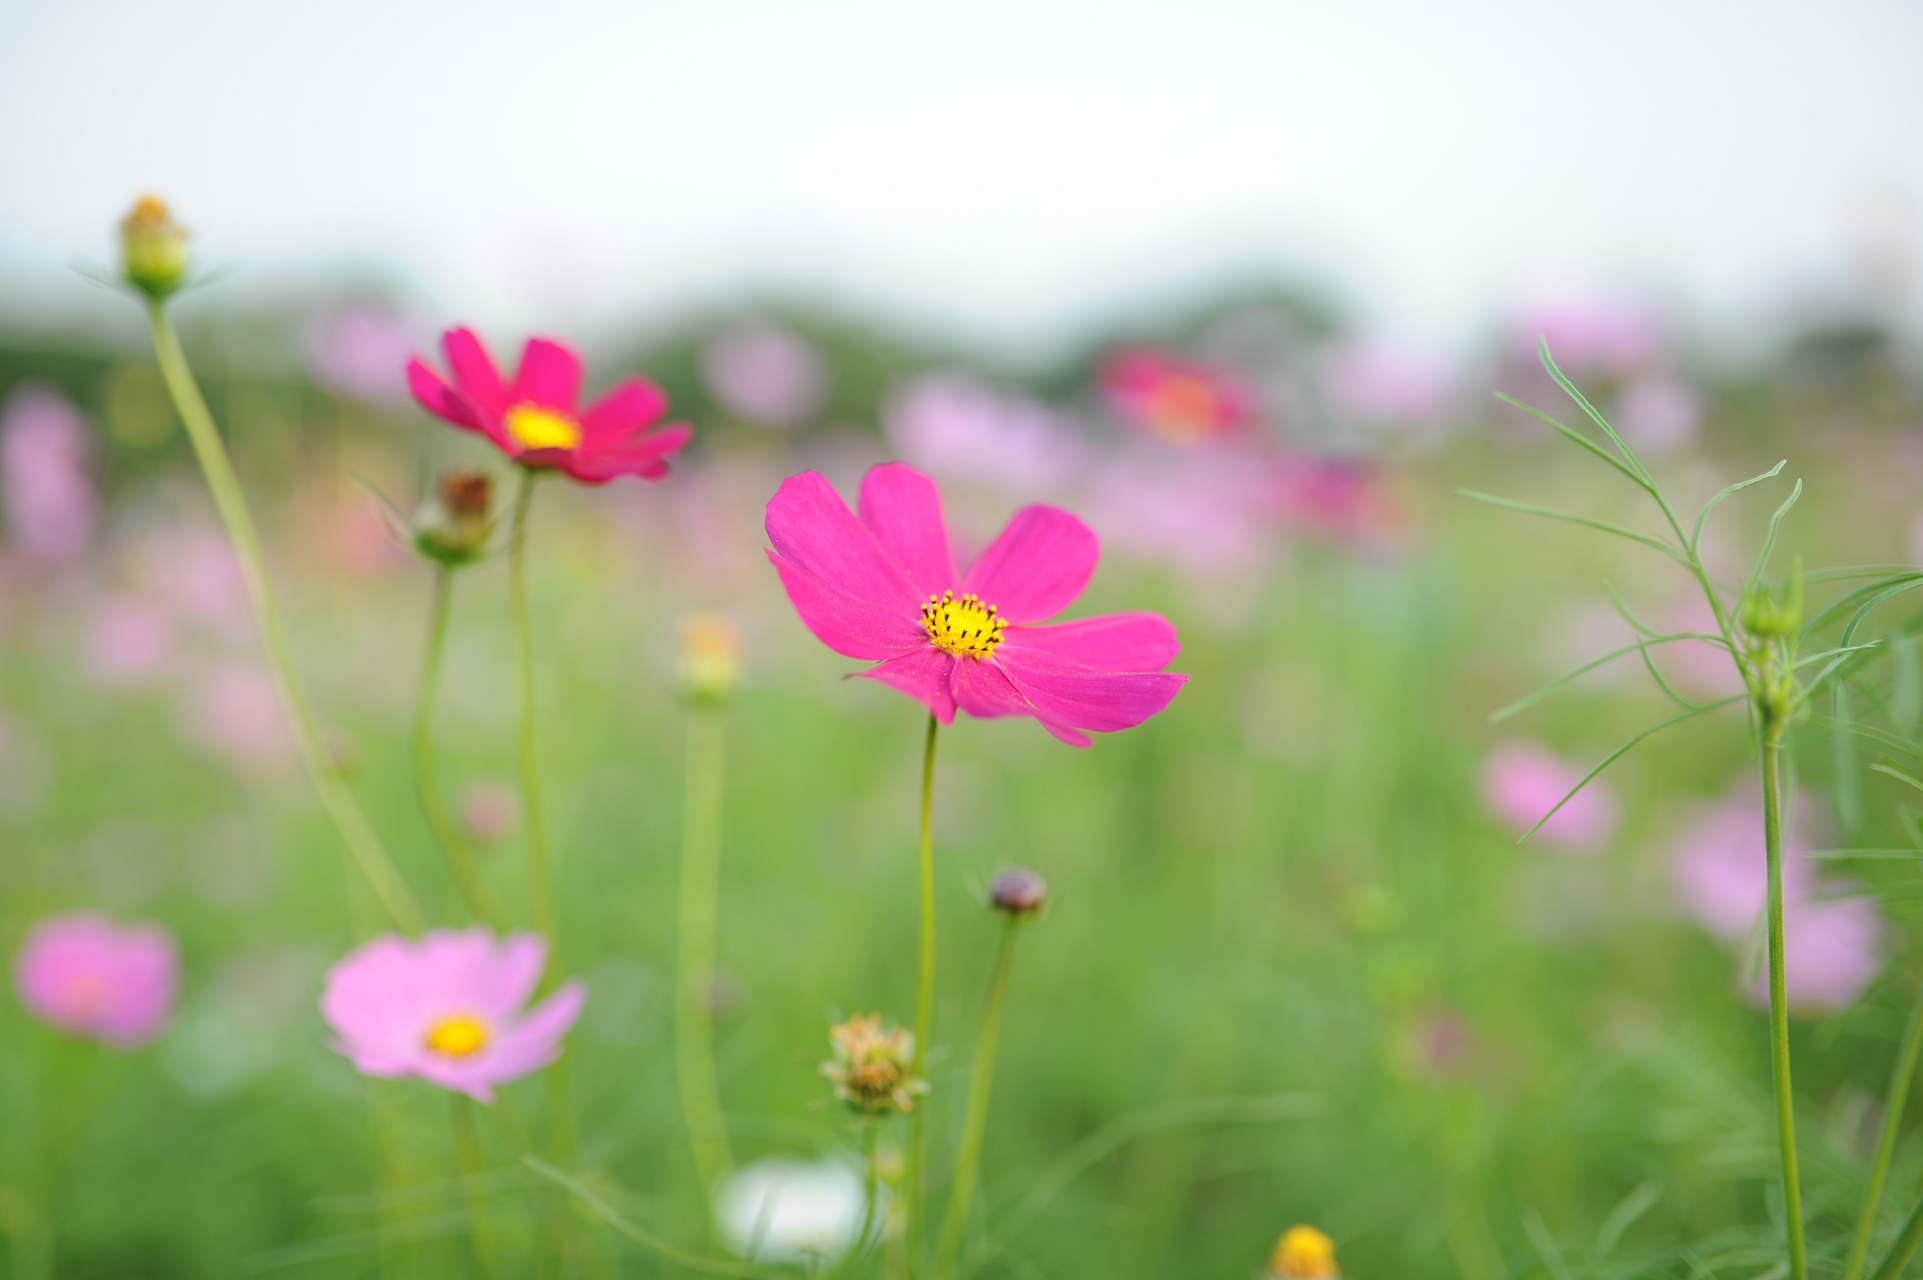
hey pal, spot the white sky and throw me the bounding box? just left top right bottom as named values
left=1, top=0, right=1919, bottom=350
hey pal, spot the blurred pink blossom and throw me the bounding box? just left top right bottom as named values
left=1653, top=597, right=1744, bottom=700
left=1083, top=446, right=1273, bottom=573
left=185, top=663, right=295, bottom=773
left=1322, top=338, right=1454, bottom=429
left=1746, top=892, right=1884, bottom=1013
left=884, top=375, right=1086, bottom=499
left=304, top=305, right=422, bottom=405
left=1615, top=375, right=1700, bottom=457
left=702, top=321, right=825, bottom=427
left=14, top=911, right=178, bottom=1048
left=1097, top=347, right=1249, bottom=444
left=1, top=383, right=97, bottom=562
left=86, top=595, right=174, bottom=685
left=1269, top=453, right=1411, bottom=551
left=1479, top=739, right=1619, bottom=851
left=1514, top=299, right=1664, bottom=377
left=134, top=525, right=250, bottom=639
left=460, top=778, right=521, bottom=844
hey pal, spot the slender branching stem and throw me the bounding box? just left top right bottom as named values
left=508, top=469, right=556, bottom=942
left=1844, top=981, right=1923, bottom=1280
left=1760, top=718, right=1808, bottom=1280
left=904, top=713, right=941, bottom=1276
left=676, top=702, right=736, bottom=1221
left=145, top=299, right=423, bottom=932
left=451, top=1096, right=503, bottom=1280
left=933, top=922, right=1021, bottom=1280
left=415, top=566, right=509, bottom=930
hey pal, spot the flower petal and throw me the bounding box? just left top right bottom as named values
left=769, top=552, right=926, bottom=659
left=855, top=647, right=957, bottom=723
left=766, top=472, right=921, bottom=618
left=480, top=934, right=547, bottom=1020
left=443, top=328, right=510, bottom=420
left=858, top=463, right=958, bottom=600
left=486, top=980, right=587, bottom=1079
left=511, top=338, right=583, bottom=411
left=579, top=378, right=668, bottom=442
left=995, top=650, right=1187, bottom=736
left=949, top=656, right=1033, bottom=720
left=961, top=505, right=1099, bottom=624
left=564, top=423, right=693, bottom=484
left=997, top=611, right=1179, bottom=672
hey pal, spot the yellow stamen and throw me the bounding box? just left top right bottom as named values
left=504, top=403, right=582, bottom=451
left=424, top=1013, right=490, bottom=1058
left=1271, top=1225, right=1338, bottom=1280
left=921, top=591, right=1006, bottom=658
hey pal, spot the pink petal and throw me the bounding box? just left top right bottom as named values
left=949, top=656, right=1033, bottom=719
left=481, top=934, right=548, bottom=1020
left=321, top=935, right=431, bottom=1057
left=511, top=338, right=583, bottom=411
left=416, top=1057, right=497, bottom=1104
left=996, top=650, right=1187, bottom=735
left=483, top=980, right=587, bottom=1080
left=565, top=424, right=693, bottom=484
left=997, top=612, right=1179, bottom=672
left=580, top=379, right=668, bottom=441
left=855, top=647, right=957, bottom=723
left=407, top=359, right=482, bottom=431
left=766, top=472, right=921, bottom=618
left=443, top=328, right=510, bottom=420
left=858, top=463, right=958, bottom=600
left=961, top=505, right=1099, bottom=624
left=768, top=552, right=926, bottom=660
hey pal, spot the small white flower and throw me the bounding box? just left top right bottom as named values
left=715, top=1155, right=872, bottom=1265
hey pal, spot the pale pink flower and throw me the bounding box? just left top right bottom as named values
left=1082, top=447, right=1275, bottom=574
left=1322, top=338, right=1454, bottom=430
left=702, top=321, right=826, bottom=428
left=86, top=596, right=174, bottom=685
left=304, top=304, right=423, bottom=406
left=134, top=525, right=249, bottom=636
left=1479, top=739, right=1619, bottom=851
left=459, top=779, right=521, bottom=844
left=1745, top=892, right=1884, bottom=1013
left=320, top=929, right=585, bottom=1103
left=14, top=912, right=178, bottom=1048
left=1514, top=299, right=1664, bottom=377
left=1615, top=375, right=1700, bottom=458
left=1671, top=790, right=1809, bottom=941
left=1269, top=453, right=1411, bottom=551
left=884, top=375, right=1087, bottom=499
left=1, top=383, right=97, bottom=562
left=184, top=663, right=295, bottom=772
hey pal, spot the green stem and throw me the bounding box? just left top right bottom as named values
left=451, top=1096, right=503, bottom=1280
left=1848, top=982, right=1923, bottom=1280
left=933, top=922, right=1021, bottom=1280
left=508, top=469, right=556, bottom=943
left=415, top=566, right=510, bottom=930
left=1871, top=1193, right=1923, bottom=1280
left=1761, top=720, right=1808, bottom=1280
left=905, top=714, right=940, bottom=1276
left=828, top=1123, right=884, bottom=1280
left=145, top=299, right=423, bottom=932
left=676, top=703, right=736, bottom=1220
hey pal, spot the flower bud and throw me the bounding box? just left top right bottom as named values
left=821, top=1014, right=928, bottom=1115
left=414, top=469, right=493, bottom=566
left=1269, top=1225, right=1338, bottom=1280
left=1740, top=574, right=1802, bottom=641
left=119, top=195, right=190, bottom=300
left=988, top=866, right=1048, bottom=919
left=679, top=613, right=741, bottom=704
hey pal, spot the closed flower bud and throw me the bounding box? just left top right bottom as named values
left=680, top=613, right=741, bottom=704
left=988, top=866, right=1048, bottom=919
left=414, top=469, right=493, bottom=566
left=1740, top=574, right=1802, bottom=641
left=1269, top=1225, right=1338, bottom=1280
left=119, top=195, right=190, bottom=300
left=821, top=1014, right=928, bottom=1114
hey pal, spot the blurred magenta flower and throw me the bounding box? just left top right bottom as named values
left=885, top=375, right=1087, bottom=499
left=15, top=912, right=178, bottom=1048
left=702, top=320, right=826, bottom=427
left=766, top=463, right=1187, bottom=746
left=1, top=383, right=97, bottom=562
left=1747, top=892, right=1883, bottom=1013
left=1269, top=453, right=1410, bottom=550
left=1479, top=739, right=1619, bottom=850
left=304, top=304, right=422, bottom=405
left=1097, top=347, right=1248, bottom=444
left=1083, top=447, right=1274, bottom=574
left=86, top=595, right=174, bottom=686
left=1513, top=298, right=1663, bottom=377
left=320, top=928, right=585, bottom=1103
left=1322, top=338, right=1454, bottom=429
left=408, top=328, right=691, bottom=485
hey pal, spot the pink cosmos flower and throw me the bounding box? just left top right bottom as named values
left=305, top=304, right=423, bottom=406
left=407, top=328, right=691, bottom=485
left=320, top=928, right=586, bottom=1103
left=14, top=912, right=178, bottom=1048
left=1097, top=347, right=1249, bottom=444
left=765, top=463, right=1187, bottom=747
left=86, top=595, right=173, bottom=686
left=1269, top=453, right=1410, bottom=550
left=1, top=383, right=97, bottom=562
left=702, top=320, right=826, bottom=427
left=885, top=375, right=1087, bottom=500
left=1746, top=892, right=1883, bottom=1014
left=1479, top=739, right=1619, bottom=851
left=1513, top=299, right=1664, bottom=378
left=1322, top=339, right=1455, bottom=429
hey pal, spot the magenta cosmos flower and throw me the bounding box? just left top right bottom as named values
left=1098, top=347, right=1249, bottom=445
left=320, top=928, right=585, bottom=1103
left=766, top=463, right=1187, bottom=746
left=407, top=327, right=691, bottom=485
left=14, top=911, right=178, bottom=1048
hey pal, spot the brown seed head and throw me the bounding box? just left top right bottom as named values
left=820, top=1013, right=927, bottom=1114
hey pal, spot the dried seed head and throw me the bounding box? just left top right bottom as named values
left=820, top=1013, right=927, bottom=1114
left=988, top=866, right=1048, bottom=919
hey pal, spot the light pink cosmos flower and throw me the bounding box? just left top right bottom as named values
left=1479, top=739, right=1619, bottom=851
left=86, top=595, right=173, bottom=686
left=408, top=328, right=691, bottom=485
left=1097, top=347, right=1249, bottom=445
left=765, top=463, right=1187, bottom=747
left=305, top=304, right=423, bottom=406
left=1269, top=453, right=1411, bottom=551
left=1746, top=892, right=1883, bottom=1014
left=702, top=320, right=826, bottom=427
left=1322, top=338, right=1455, bottom=430
left=1513, top=299, right=1664, bottom=378
left=1, top=383, right=97, bottom=562
left=885, top=375, right=1087, bottom=500
left=15, top=912, right=178, bottom=1048
left=321, top=928, right=585, bottom=1103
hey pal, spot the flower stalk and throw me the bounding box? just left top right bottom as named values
left=145, top=298, right=423, bottom=933
left=932, top=919, right=1022, bottom=1280
left=1758, top=718, right=1806, bottom=1280
left=905, top=713, right=940, bottom=1272
left=675, top=700, right=735, bottom=1216
left=451, top=1096, right=503, bottom=1280
left=1844, top=981, right=1923, bottom=1280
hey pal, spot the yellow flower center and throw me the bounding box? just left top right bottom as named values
left=424, top=1013, right=490, bottom=1058
left=1271, top=1226, right=1337, bottom=1280
left=922, top=591, right=1006, bottom=658
left=505, top=403, right=582, bottom=451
